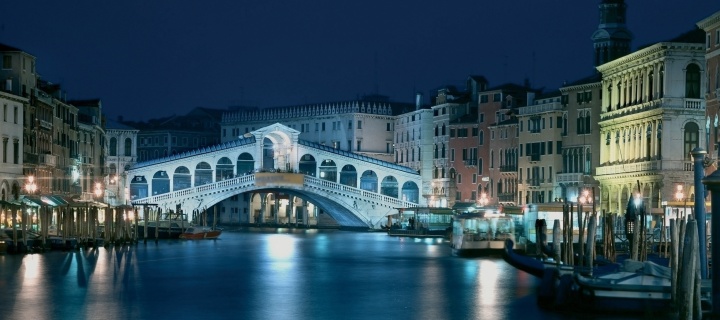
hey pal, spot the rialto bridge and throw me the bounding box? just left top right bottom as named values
left=126, top=123, right=422, bottom=228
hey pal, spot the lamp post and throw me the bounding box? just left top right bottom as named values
left=675, top=184, right=684, bottom=220
left=94, top=182, right=103, bottom=201
left=24, top=176, right=38, bottom=232
left=478, top=192, right=488, bottom=207
left=25, top=175, right=37, bottom=195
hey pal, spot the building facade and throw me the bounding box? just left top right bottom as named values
left=105, top=118, right=138, bottom=206
left=558, top=75, right=603, bottom=203
left=595, top=30, right=707, bottom=215
left=517, top=92, right=564, bottom=205
left=698, top=11, right=720, bottom=163
left=0, top=90, right=26, bottom=200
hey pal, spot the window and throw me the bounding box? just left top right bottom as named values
left=12, top=140, right=18, bottom=164
left=479, top=131, right=484, bottom=145
left=472, top=174, right=477, bottom=184
left=2, top=55, right=10, bottom=69
left=472, top=127, right=478, bottom=136
left=686, top=63, right=701, bottom=99
left=480, top=95, right=488, bottom=103
left=109, top=138, right=117, bottom=156
left=386, top=123, right=391, bottom=131
left=2, top=138, right=6, bottom=163
left=2, top=104, right=5, bottom=121
left=479, top=113, right=485, bottom=123
left=684, top=122, right=699, bottom=160
left=356, top=140, right=362, bottom=151
left=322, top=122, right=325, bottom=131
left=493, top=93, right=501, bottom=102
left=125, top=138, right=132, bottom=156
left=357, top=120, right=362, bottom=129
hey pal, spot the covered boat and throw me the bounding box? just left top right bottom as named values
left=502, top=239, right=710, bottom=314
left=451, top=212, right=515, bottom=256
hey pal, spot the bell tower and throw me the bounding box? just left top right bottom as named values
left=591, top=0, right=633, bottom=66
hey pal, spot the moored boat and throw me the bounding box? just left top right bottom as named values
left=137, top=220, right=193, bottom=239
left=502, top=239, right=711, bottom=314
left=451, top=212, right=515, bottom=256
left=179, top=226, right=222, bottom=240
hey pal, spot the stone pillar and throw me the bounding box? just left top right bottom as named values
left=286, top=196, right=295, bottom=225
left=274, top=194, right=279, bottom=224
left=255, top=133, right=264, bottom=171
left=259, top=193, right=267, bottom=224
left=302, top=200, right=309, bottom=227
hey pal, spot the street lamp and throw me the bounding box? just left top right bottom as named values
left=578, top=189, right=591, bottom=205
left=25, top=176, right=37, bottom=194
left=478, top=192, right=488, bottom=207
left=675, top=184, right=684, bottom=220
left=94, top=182, right=103, bottom=202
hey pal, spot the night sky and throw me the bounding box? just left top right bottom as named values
left=0, top=1, right=718, bottom=121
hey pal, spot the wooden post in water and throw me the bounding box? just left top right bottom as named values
left=578, top=202, right=585, bottom=268
left=21, top=203, right=27, bottom=252
left=585, top=213, right=597, bottom=275
left=11, top=206, right=17, bottom=252
left=552, top=219, right=561, bottom=264
left=104, top=206, right=111, bottom=247
left=154, top=207, right=160, bottom=243
left=670, top=219, right=678, bottom=305
left=562, top=203, right=569, bottom=264
left=678, top=219, right=698, bottom=319
left=568, top=203, right=574, bottom=265
left=213, top=206, right=217, bottom=230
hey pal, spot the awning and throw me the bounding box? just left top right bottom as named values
left=44, top=195, right=70, bottom=206
left=20, top=195, right=44, bottom=207
left=452, top=202, right=476, bottom=211
left=0, top=200, right=22, bottom=208
left=502, top=206, right=525, bottom=215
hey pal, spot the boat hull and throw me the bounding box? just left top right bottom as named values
left=179, top=230, right=222, bottom=240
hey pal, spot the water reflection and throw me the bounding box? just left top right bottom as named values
left=0, top=231, right=654, bottom=320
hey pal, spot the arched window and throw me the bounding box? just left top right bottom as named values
left=585, top=148, right=592, bottom=175
left=109, top=137, right=117, bottom=156
left=684, top=122, right=699, bottom=160
left=646, top=125, right=652, bottom=159
left=124, top=138, right=132, bottom=156
left=659, top=67, right=665, bottom=98
left=648, top=70, right=654, bottom=101
left=686, top=63, right=701, bottom=99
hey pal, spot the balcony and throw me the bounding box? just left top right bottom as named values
left=499, top=165, right=517, bottom=173
left=463, top=159, right=478, bottom=166
left=517, top=101, right=563, bottom=115
left=24, top=152, right=38, bottom=164
left=498, top=193, right=516, bottom=202
left=596, top=160, right=661, bottom=176
left=39, top=154, right=57, bottom=166
left=556, top=172, right=583, bottom=184
left=39, top=119, right=52, bottom=130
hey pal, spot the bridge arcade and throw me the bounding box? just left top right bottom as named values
left=127, top=123, right=423, bottom=228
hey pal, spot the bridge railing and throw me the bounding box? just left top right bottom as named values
left=132, top=173, right=418, bottom=212
left=303, top=175, right=418, bottom=209
left=132, top=174, right=256, bottom=206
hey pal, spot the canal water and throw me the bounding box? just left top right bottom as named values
left=0, top=229, right=669, bottom=320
